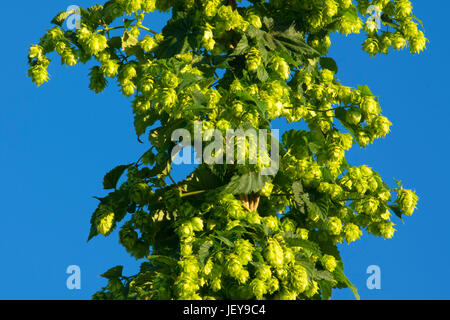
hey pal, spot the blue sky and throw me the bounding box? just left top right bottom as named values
left=0, top=1, right=447, bottom=300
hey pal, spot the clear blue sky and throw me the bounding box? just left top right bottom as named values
left=0, top=1, right=447, bottom=300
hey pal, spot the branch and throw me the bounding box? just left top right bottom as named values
left=96, top=24, right=157, bottom=35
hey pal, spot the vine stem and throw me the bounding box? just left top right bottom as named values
left=180, top=190, right=207, bottom=198
left=137, top=25, right=158, bottom=34
left=97, top=24, right=157, bottom=35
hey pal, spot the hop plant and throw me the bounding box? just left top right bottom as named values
left=28, top=0, right=425, bottom=301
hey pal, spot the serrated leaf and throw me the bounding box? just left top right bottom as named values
left=308, top=142, right=322, bottom=154
left=256, top=65, right=269, bottom=82
left=198, top=241, right=213, bottom=265
left=319, top=280, right=333, bottom=300
left=148, top=255, right=178, bottom=267
left=389, top=204, right=404, bottom=222
left=103, top=164, right=131, bottom=190
left=192, top=89, right=208, bottom=107
left=316, top=197, right=330, bottom=217
left=178, top=73, right=204, bottom=92
left=292, top=183, right=327, bottom=221
left=234, top=90, right=268, bottom=123
left=334, top=263, right=360, bottom=300
left=315, top=270, right=334, bottom=282
left=100, top=266, right=123, bottom=279
left=212, top=234, right=235, bottom=247
left=130, top=271, right=154, bottom=287
left=184, top=165, right=222, bottom=192
left=320, top=57, right=338, bottom=74
left=358, top=85, right=373, bottom=97
left=292, top=181, right=305, bottom=213
left=284, top=235, right=322, bottom=257
left=231, top=35, right=249, bottom=56
left=155, top=12, right=194, bottom=58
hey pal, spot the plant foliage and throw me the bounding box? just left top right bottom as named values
left=28, top=0, right=425, bottom=300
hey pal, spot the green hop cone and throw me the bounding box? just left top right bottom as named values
left=250, top=279, right=267, bottom=299
left=272, top=56, right=291, bottom=80
left=248, top=14, right=262, bottom=28
left=89, top=66, right=107, bottom=93
left=129, top=182, right=153, bottom=204
left=191, top=217, right=204, bottom=232
left=97, top=211, right=115, bottom=236
left=264, top=238, right=284, bottom=267
left=321, top=254, right=337, bottom=272
left=290, top=265, right=308, bottom=293
left=346, top=107, right=362, bottom=125
left=379, top=220, right=396, bottom=239
left=141, top=0, right=156, bottom=12
left=362, top=37, right=380, bottom=57
left=101, top=59, right=120, bottom=78
left=246, top=48, right=262, bottom=72
left=391, top=32, right=407, bottom=50
left=28, top=45, right=44, bottom=60
left=28, top=64, right=49, bottom=87
left=326, top=217, right=342, bottom=235
left=140, top=35, right=157, bottom=51
left=344, top=223, right=362, bottom=243
left=396, top=187, right=419, bottom=216
left=320, top=69, right=335, bottom=83
left=202, top=26, right=215, bottom=51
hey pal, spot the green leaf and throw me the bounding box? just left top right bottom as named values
left=245, top=23, right=319, bottom=68
left=100, top=266, right=123, bottom=279
left=389, top=204, right=404, bottom=222
left=319, top=57, right=338, bottom=74
left=334, top=263, right=360, bottom=300
left=191, top=89, right=208, bottom=107
left=292, top=182, right=327, bottom=221
left=178, top=73, right=204, bottom=92
left=155, top=12, right=194, bottom=58
left=231, top=35, right=249, bottom=56
left=318, top=280, right=333, bottom=300
left=149, top=119, right=186, bottom=151
left=51, top=10, right=72, bottom=26
left=130, top=271, right=154, bottom=287
left=315, top=270, right=334, bottom=282
left=212, top=234, right=235, bottom=247
left=358, top=85, right=373, bottom=97
left=234, top=90, right=268, bottom=123
left=103, top=165, right=131, bottom=190
left=270, top=24, right=320, bottom=61
left=148, top=255, right=178, bottom=267
left=292, top=181, right=305, bottom=213
left=225, top=171, right=271, bottom=195
left=256, top=65, right=269, bottom=82
left=184, top=165, right=223, bottom=192
left=198, top=241, right=213, bottom=265
left=316, top=197, right=330, bottom=217
left=283, top=234, right=322, bottom=257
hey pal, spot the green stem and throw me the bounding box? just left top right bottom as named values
left=137, top=25, right=158, bottom=35
left=97, top=24, right=157, bottom=35
left=180, top=190, right=207, bottom=198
